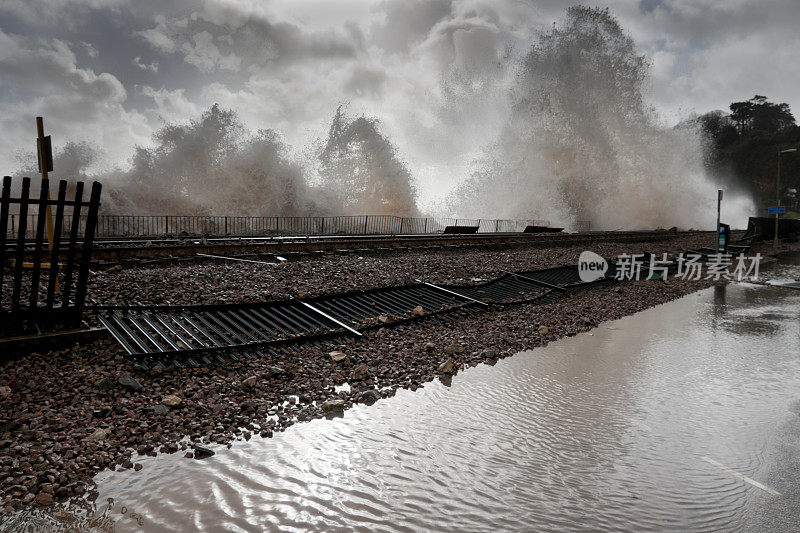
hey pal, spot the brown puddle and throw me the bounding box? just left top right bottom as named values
left=4, top=255, right=800, bottom=532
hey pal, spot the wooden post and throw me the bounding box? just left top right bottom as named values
left=11, top=178, right=31, bottom=310
left=36, top=118, right=56, bottom=248
left=37, top=117, right=60, bottom=292
left=73, top=182, right=102, bottom=316
left=0, top=177, right=11, bottom=307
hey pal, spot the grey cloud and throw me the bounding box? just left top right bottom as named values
left=181, top=30, right=241, bottom=72
left=135, top=3, right=361, bottom=74
left=81, top=41, right=99, bottom=58
left=342, top=66, right=387, bottom=98
left=0, top=31, right=126, bottom=103
left=370, top=0, right=453, bottom=54
left=135, top=15, right=183, bottom=53
left=0, top=0, right=129, bottom=29
left=132, top=55, right=158, bottom=72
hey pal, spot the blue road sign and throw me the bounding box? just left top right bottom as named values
left=768, top=206, right=786, bottom=214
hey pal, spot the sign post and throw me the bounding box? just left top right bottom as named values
left=716, top=189, right=723, bottom=251
left=775, top=148, right=798, bottom=254
left=36, top=116, right=58, bottom=291
left=717, top=223, right=730, bottom=253
left=770, top=205, right=786, bottom=255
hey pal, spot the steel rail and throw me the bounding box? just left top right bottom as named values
left=416, top=280, right=489, bottom=306
left=298, top=300, right=362, bottom=336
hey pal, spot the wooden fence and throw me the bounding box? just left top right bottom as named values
left=0, top=176, right=101, bottom=329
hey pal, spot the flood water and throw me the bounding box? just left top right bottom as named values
left=5, top=255, right=800, bottom=532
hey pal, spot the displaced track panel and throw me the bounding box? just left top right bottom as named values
left=96, top=264, right=611, bottom=364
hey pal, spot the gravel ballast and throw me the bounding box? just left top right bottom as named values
left=86, top=233, right=716, bottom=305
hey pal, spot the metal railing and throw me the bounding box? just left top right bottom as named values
left=6, top=214, right=562, bottom=239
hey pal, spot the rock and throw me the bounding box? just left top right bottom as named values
left=184, top=452, right=194, bottom=459
left=118, top=373, right=142, bottom=392
left=0, top=386, right=10, bottom=398
left=350, top=363, right=368, bottom=380
left=580, top=317, right=593, bottom=326
left=321, top=399, right=345, bottom=413
left=88, top=428, right=108, bottom=441
left=151, top=405, right=169, bottom=415
left=242, top=376, right=258, bottom=389
left=360, top=390, right=381, bottom=404
left=481, top=349, right=499, bottom=360
left=92, top=407, right=110, bottom=419
left=538, top=325, right=549, bottom=335
left=266, top=366, right=285, bottom=378
left=329, top=351, right=348, bottom=363
left=95, top=377, right=114, bottom=391
left=35, top=492, right=53, bottom=506
left=193, top=444, right=215, bottom=458
left=423, top=342, right=436, bottom=352
left=106, top=264, right=122, bottom=274
left=412, top=306, right=424, bottom=316
left=134, top=463, right=143, bottom=471
left=438, top=358, right=455, bottom=374
left=444, top=344, right=464, bottom=354
left=298, top=290, right=309, bottom=299
left=377, top=314, right=389, bottom=324
left=161, top=395, right=182, bottom=408
left=22, top=493, right=35, bottom=504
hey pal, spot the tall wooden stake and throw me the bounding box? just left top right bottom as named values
left=36, top=116, right=59, bottom=291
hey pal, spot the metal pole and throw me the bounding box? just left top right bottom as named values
left=774, top=149, right=797, bottom=254
left=717, top=189, right=722, bottom=251
left=774, top=154, right=779, bottom=255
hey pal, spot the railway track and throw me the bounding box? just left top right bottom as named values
left=10, top=230, right=707, bottom=262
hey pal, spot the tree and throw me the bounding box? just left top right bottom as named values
left=729, top=95, right=795, bottom=135
left=701, top=97, right=800, bottom=208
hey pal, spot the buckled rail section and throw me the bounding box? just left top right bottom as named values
left=95, top=265, right=611, bottom=367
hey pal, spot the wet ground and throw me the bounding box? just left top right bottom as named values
left=4, top=255, right=800, bottom=532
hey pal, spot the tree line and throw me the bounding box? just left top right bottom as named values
left=690, top=95, right=799, bottom=212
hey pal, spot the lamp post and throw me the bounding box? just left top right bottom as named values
left=774, top=148, right=797, bottom=255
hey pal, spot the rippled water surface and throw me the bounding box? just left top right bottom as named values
left=5, top=256, right=800, bottom=532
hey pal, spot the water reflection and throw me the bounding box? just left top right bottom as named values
left=4, top=261, right=800, bottom=532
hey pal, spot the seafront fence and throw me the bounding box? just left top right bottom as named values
left=5, top=214, right=573, bottom=239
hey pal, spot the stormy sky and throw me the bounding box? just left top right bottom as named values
left=1, top=0, right=798, bottom=206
